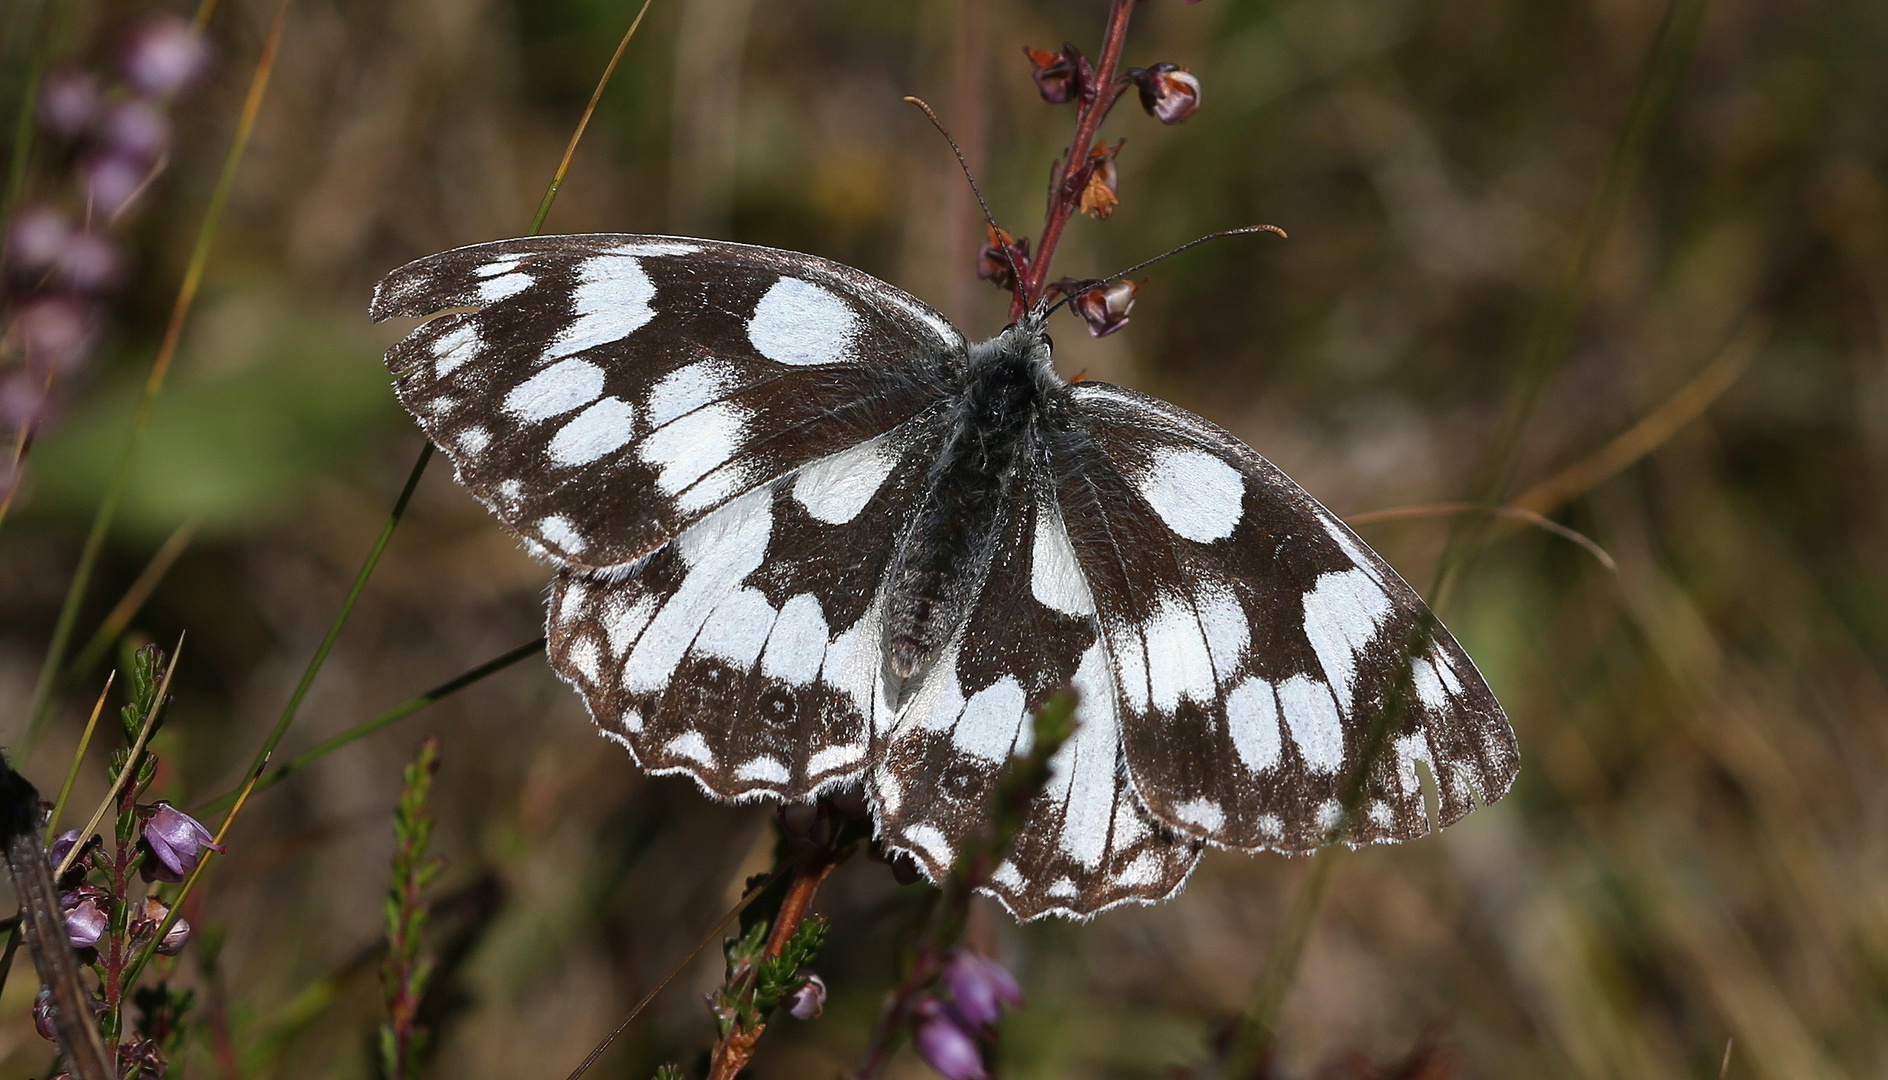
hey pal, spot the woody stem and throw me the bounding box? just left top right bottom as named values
left=1020, top=0, right=1135, bottom=313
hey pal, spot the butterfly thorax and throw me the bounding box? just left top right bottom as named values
left=883, top=316, right=1066, bottom=689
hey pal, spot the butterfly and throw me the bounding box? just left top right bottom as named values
left=371, top=234, right=1518, bottom=920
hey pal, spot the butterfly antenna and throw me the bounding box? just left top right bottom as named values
left=903, top=95, right=1026, bottom=311
left=1043, top=224, right=1289, bottom=317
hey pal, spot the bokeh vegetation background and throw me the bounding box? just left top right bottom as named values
left=3, top=0, right=1886, bottom=1076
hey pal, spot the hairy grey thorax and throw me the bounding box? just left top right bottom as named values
left=883, top=316, right=1066, bottom=692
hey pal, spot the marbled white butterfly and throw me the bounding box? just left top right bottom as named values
left=371, top=234, right=1517, bottom=919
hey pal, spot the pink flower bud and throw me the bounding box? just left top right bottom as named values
left=1068, top=279, right=1140, bottom=338
left=941, top=950, right=1022, bottom=1031
left=121, top=15, right=209, bottom=98
left=99, top=100, right=169, bottom=162
left=32, top=989, right=58, bottom=1043
left=1131, top=63, right=1201, bottom=124
left=786, top=973, right=826, bottom=1020
left=6, top=208, right=72, bottom=276
left=140, top=801, right=224, bottom=883
left=37, top=68, right=101, bottom=137
left=914, top=1000, right=987, bottom=1080
left=63, top=895, right=107, bottom=949
left=14, top=295, right=98, bottom=371
left=58, top=232, right=122, bottom=293
left=84, top=154, right=147, bottom=216
left=1024, top=44, right=1089, bottom=105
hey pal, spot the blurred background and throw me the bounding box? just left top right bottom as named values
left=2, top=0, right=1886, bottom=1076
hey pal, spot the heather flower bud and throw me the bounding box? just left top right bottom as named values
left=84, top=154, right=147, bottom=216
left=1078, top=141, right=1122, bottom=220
left=99, top=100, right=170, bottom=162
left=63, top=894, right=107, bottom=949
left=1024, top=44, right=1089, bottom=105
left=32, top=989, right=57, bottom=1043
left=58, top=232, right=122, bottom=293
left=133, top=896, right=191, bottom=955
left=37, top=68, right=101, bottom=137
left=786, top=973, right=826, bottom=1020
left=941, top=950, right=1023, bottom=1031
left=14, top=295, right=98, bottom=371
left=0, top=372, right=50, bottom=431
left=121, top=15, right=210, bottom=98
left=914, top=999, right=987, bottom=1080
left=977, top=228, right=1030, bottom=292
left=1131, top=63, right=1201, bottom=125
left=8, top=208, right=72, bottom=277
left=140, top=801, right=224, bottom=883
left=1069, top=279, right=1140, bottom=338
left=779, top=802, right=832, bottom=849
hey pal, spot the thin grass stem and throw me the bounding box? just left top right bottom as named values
left=69, top=517, right=199, bottom=679
left=530, top=0, right=654, bottom=236
left=20, top=3, right=290, bottom=754
left=45, top=673, right=114, bottom=843
left=1345, top=503, right=1617, bottom=573
left=200, top=635, right=544, bottom=815
left=1, top=0, right=56, bottom=219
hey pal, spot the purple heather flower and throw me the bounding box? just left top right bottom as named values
left=37, top=68, right=101, bottom=137
left=57, top=232, right=123, bottom=293
left=914, top=999, right=987, bottom=1080
left=121, top=15, right=210, bottom=98
left=99, top=100, right=170, bottom=162
left=63, top=895, right=107, bottom=948
left=0, top=372, right=49, bottom=431
left=1132, top=63, right=1202, bottom=125
left=47, top=829, right=85, bottom=871
left=14, top=295, right=98, bottom=371
left=32, top=989, right=58, bottom=1042
left=941, top=950, right=1023, bottom=1031
left=787, top=973, right=826, bottom=1020
left=84, top=154, right=147, bottom=216
left=7, top=207, right=73, bottom=277
left=140, top=801, right=224, bottom=883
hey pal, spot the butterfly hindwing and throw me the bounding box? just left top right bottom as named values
left=1051, top=383, right=1517, bottom=852
left=870, top=459, right=1204, bottom=919
left=372, top=234, right=963, bottom=571
left=547, top=421, right=947, bottom=799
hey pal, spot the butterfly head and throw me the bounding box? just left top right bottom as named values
left=971, top=308, right=1060, bottom=388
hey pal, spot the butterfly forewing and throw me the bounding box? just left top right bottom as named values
left=371, top=235, right=962, bottom=571
left=1054, top=383, right=1517, bottom=852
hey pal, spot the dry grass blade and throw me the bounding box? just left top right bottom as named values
left=1510, top=320, right=1765, bottom=515
left=69, top=517, right=200, bottom=679
left=530, top=0, right=655, bottom=236
left=1345, top=503, right=1618, bottom=573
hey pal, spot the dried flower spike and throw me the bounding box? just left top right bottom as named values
left=1069, top=279, right=1141, bottom=337
left=1078, top=140, right=1122, bottom=220
left=1131, top=63, right=1201, bottom=124
left=140, top=801, right=224, bottom=883
left=977, top=227, right=1030, bottom=293
left=1023, top=44, right=1089, bottom=105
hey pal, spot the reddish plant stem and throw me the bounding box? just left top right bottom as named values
left=704, top=847, right=843, bottom=1080
left=1018, top=0, right=1137, bottom=315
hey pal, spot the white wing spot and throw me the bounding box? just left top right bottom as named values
left=761, top=593, right=829, bottom=686
left=647, top=360, right=737, bottom=428
left=1367, top=799, right=1394, bottom=828
left=1105, top=621, right=1151, bottom=714
left=605, top=594, right=660, bottom=655
left=1277, top=673, right=1345, bottom=773
left=1030, top=504, right=1095, bottom=616
left=748, top=277, right=857, bottom=366
left=694, top=587, right=777, bottom=668
left=665, top=731, right=715, bottom=767
left=536, top=515, right=588, bottom=555
left=622, top=709, right=644, bottom=733
left=638, top=402, right=747, bottom=496
left=1194, top=582, right=1249, bottom=682
left=1393, top=732, right=1435, bottom=795
left=1143, top=595, right=1216, bottom=712
left=792, top=437, right=900, bottom=524
left=1047, top=877, right=1078, bottom=900
left=1226, top=676, right=1282, bottom=772
left=549, top=396, right=637, bottom=467
left=544, top=255, right=657, bottom=364
left=1316, top=799, right=1345, bottom=834
left=431, top=322, right=482, bottom=377
left=568, top=636, right=601, bottom=683
left=1257, top=813, right=1283, bottom=839
left=477, top=271, right=532, bottom=303
left=736, top=757, right=790, bottom=784
left=1411, top=656, right=1451, bottom=711
left=606, top=240, right=702, bottom=257
left=1049, top=643, right=1120, bottom=868
left=901, top=824, right=954, bottom=867
left=992, top=860, right=1024, bottom=890
left=1174, top=797, right=1225, bottom=833
left=953, top=676, right=1026, bottom=763
left=1115, top=853, right=1163, bottom=887
left=474, top=255, right=523, bottom=277
left=1132, top=446, right=1245, bottom=543
left=807, top=744, right=866, bottom=776
left=505, top=357, right=605, bottom=422
left=624, top=489, right=772, bottom=693
left=495, top=479, right=524, bottom=510
left=1301, top=569, right=1393, bottom=714
left=675, top=463, right=750, bottom=514
left=454, top=426, right=491, bottom=455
